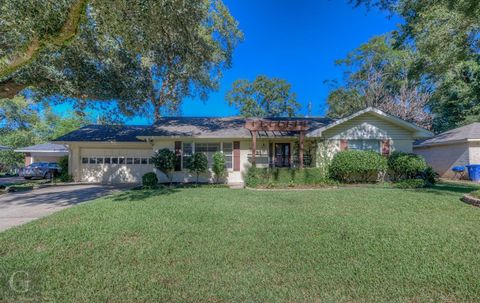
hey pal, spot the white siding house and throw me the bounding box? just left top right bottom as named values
left=55, top=108, right=433, bottom=184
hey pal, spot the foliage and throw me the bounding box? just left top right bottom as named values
left=387, top=151, right=428, bottom=181
left=0, top=130, right=36, bottom=172
left=316, top=140, right=333, bottom=179
left=1, top=0, right=243, bottom=120
left=245, top=167, right=330, bottom=188
left=186, top=152, right=208, bottom=184
left=326, top=35, right=432, bottom=129
left=226, top=75, right=301, bottom=117
left=57, top=155, right=73, bottom=182
left=422, top=166, right=439, bottom=187
left=245, top=166, right=262, bottom=187
left=151, top=149, right=177, bottom=182
left=212, top=152, right=227, bottom=184
left=0, top=96, right=89, bottom=170
left=349, top=0, right=480, bottom=131
left=142, top=172, right=158, bottom=188
left=329, top=150, right=387, bottom=183
left=394, top=179, right=427, bottom=189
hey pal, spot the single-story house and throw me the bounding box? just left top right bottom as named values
left=14, top=143, right=69, bottom=166
left=53, top=107, right=433, bottom=184
left=413, top=123, right=480, bottom=178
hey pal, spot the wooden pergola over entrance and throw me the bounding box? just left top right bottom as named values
left=245, top=119, right=310, bottom=168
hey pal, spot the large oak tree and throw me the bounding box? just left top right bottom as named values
left=0, top=0, right=243, bottom=120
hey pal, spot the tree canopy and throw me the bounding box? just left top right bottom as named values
left=326, top=35, right=432, bottom=129
left=1, top=0, right=243, bottom=120
left=227, top=75, right=301, bottom=118
left=344, top=0, right=480, bottom=131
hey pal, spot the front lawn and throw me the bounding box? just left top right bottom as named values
left=1, top=183, right=480, bottom=302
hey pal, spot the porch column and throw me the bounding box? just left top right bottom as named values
left=299, top=131, right=305, bottom=168
left=251, top=131, right=257, bottom=167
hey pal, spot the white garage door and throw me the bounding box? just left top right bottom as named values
left=80, top=149, right=154, bottom=183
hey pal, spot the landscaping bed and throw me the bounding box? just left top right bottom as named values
left=462, top=190, right=480, bottom=207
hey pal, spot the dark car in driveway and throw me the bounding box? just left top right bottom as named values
left=19, top=162, right=62, bottom=180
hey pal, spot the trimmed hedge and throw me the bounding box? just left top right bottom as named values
left=142, top=172, right=158, bottom=188
left=329, top=150, right=387, bottom=183
left=245, top=167, right=328, bottom=187
left=388, top=151, right=428, bottom=181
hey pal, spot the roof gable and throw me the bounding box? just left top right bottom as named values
left=307, top=107, right=433, bottom=139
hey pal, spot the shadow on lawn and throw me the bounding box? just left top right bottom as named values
left=110, top=186, right=180, bottom=202
left=422, top=182, right=480, bottom=196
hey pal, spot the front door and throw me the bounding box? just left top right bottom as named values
left=274, top=143, right=291, bottom=167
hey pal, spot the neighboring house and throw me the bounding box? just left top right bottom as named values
left=53, top=108, right=432, bottom=184
left=14, top=143, right=69, bottom=166
left=414, top=123, right=480, bottom=178
left=0, top=145, right=11, bottom=151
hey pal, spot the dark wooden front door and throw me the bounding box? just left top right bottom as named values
left=274, top=143, right=291, bottom=167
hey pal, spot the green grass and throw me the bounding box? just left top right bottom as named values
left=1, top=183, right=480, bottom=302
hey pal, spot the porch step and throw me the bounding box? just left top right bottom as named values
left=229, top=182, right=245, bottom=189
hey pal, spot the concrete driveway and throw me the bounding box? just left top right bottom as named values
left=0, top=185, right=124, bottom=232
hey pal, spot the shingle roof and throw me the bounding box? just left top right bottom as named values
left=415, top=123, right=480, bottom=146
left=54, top=125, right=150, bottom=142
left=53, top=117, right=334, bottom=142
left=14, top=143, right=69, bottom=153
left=0, top=145, right=11, bottom=151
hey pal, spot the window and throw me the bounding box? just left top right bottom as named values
left=89, top=157, right=96, bottom=164
left=182, top=142, right=193, bottom=169
left=112, top=157, right=119, bottom=164
left=141, top=158, right=148, bottom=165
left=119, top=157, right=126, bottom=164
left=97, top=157, right=104, bottom=164
left=148, top=158, right=153, bottom=165
left=134, top=158, right=140, bottom=165
left=104, top=157, right=111, bottom=164
left=195, top=143, right=220, bottom=167
left=82, top=157, right=88, bottom=164
left=223, top=142, right=233, bottom=169
left=126, top=158, right=133, bottom=165
left=348, top=140, right=380, bottom=152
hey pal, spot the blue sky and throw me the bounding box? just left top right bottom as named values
left=54, top=0, right=400, bottom=124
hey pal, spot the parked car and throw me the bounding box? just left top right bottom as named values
left=19, top=162, right=62, bottom=180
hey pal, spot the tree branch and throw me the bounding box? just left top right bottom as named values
left=0, top=0, right=88, bottom=97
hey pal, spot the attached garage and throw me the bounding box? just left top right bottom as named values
left=414, top=123, right=480, bottom=178
left=79, top=147, right=154, bottom=183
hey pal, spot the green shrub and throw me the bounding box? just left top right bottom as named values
left=329, top=150, right=387, bottom=183
left=57, top=156, right=73, bottom=182
left=142, top=172, right=158, bottom=188
left=422, top=166, right=439, bottom=186
left=394, top=179, right=426, bottom=189
left=388, top=151, right=428, bottom=181
left=212, top=152, right=226, bottom=184
left=186, top=152, right=208, bottom=184
left=245, top=166, right=262, bottom=187
left=151, top=149, right=177, bottom=182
